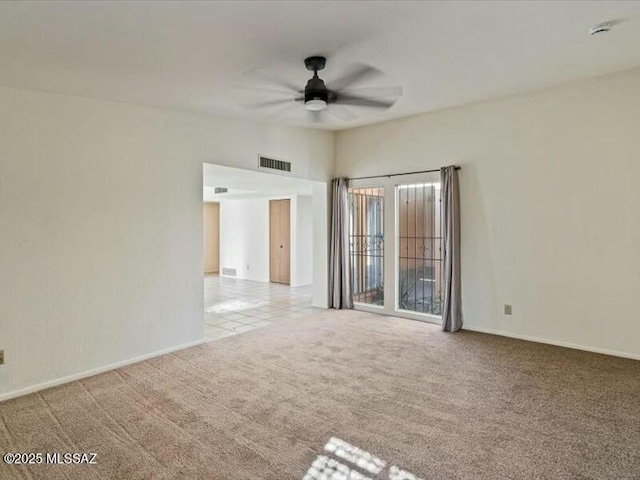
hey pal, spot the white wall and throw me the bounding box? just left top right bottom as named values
left=0, top=85, right=334, bottom=400
left=218, top=195, right=313, bottom=287
left=336, top=68, right=640, bottom=359
left=294, top=195, right=313, bottom=286
left=219, top=198, right=271, bottom=282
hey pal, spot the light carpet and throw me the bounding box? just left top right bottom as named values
left=1, top=309, right=639, bottom=479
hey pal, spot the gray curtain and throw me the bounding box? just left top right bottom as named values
left=329, top=177, right=353, bottom=309
left=441, top=166, right=462, bottom=332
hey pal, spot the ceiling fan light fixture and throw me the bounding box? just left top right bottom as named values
left=305, top=98, right=327, bottom=111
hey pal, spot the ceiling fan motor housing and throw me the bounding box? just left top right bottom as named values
left=304, top=76, right=329, bottom=104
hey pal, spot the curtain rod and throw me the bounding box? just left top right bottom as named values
left=346, top=166, right=460, bottom=181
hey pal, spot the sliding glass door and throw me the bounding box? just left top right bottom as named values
left=348, top=187, right=384, bottom=306
left=348, top=174, right=442, bottom=323
left=397, top=182, right=443, bottom=316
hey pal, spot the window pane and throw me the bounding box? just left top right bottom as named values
left=397, top=182, right=442, bottom=315
left=348, top=187, right=384, bottom=306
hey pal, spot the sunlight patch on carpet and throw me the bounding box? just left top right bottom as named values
left=303, top=437, right=423, bottom=480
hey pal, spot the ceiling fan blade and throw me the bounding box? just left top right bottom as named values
left=334, top=94, right=396, bottom=109
left=245, top=98, right=297, bottom=109
left=326, top=104, right=357, bottom=121
left=327, top=65, right=382, bottom=91
left=250, top=71, right=302, bottom=94
left=268, top=100, right=303, bottom=119
left=233, top=85, right=296, bottom=96
left=340, top=86, right=402, bottom=98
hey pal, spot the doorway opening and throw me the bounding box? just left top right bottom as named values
left=202, top=163, right=328, bottom=341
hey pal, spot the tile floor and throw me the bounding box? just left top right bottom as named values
left=203, top=275, right=320, bottom=342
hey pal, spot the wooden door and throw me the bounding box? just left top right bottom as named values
left=269, top=199, right=290, bottom=284
left=203, top=202, right=220, bottom=273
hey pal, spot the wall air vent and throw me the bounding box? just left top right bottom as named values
left=222, top=268, right=236, bottom=277
left=258, top=155, right=291, bottom=173
left=214, top=187, right=228, bottom=194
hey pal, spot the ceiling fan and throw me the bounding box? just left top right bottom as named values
left=243, top=56, right=402, bottom=122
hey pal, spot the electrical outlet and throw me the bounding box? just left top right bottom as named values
left=0, top=349, right=4, bottom=365
left=504, top=304, right=512, bottom=315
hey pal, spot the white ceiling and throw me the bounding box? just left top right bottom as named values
left=203, top=163, right=314, bottom=201
left=1, top=1, right=640, bottom=130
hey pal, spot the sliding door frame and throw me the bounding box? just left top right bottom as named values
left=349, top=172, right=442, bottom=325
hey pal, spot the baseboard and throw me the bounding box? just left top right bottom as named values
left=0, top=338, right=206, bottom=403
left=463, top=325, right=640, bottom=361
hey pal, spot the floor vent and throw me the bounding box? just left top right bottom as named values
left=259, top=155, right=291, bottom=173
left=222, top=268, right=236, bottom=277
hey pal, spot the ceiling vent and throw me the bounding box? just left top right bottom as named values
left=214, top=187, right=228, bottom=194
left=258, top=155, right=291, bottom=173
